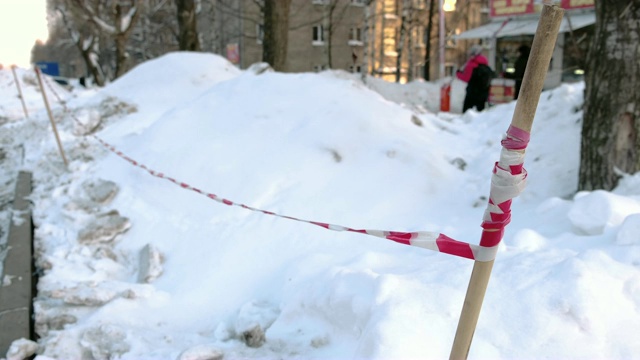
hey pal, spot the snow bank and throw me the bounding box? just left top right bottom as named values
left=569, top=190, right=640, bottom=235
left=1, top=52, right=639, bottom=359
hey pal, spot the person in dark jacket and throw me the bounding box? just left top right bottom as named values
left=456, top=45, right=491, bottom=112
left=507, top=45, right=530, bottom=99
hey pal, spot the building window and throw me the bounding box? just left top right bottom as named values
left=413, top=0, right=425, bottom=9
left=383, top=0, right=399, bottom=16
left=350, top=0, right=366, bottom=5
left=413, top=27, right=425, bottom=47
left=415, top=64, right=425, bottom=79
left=312, top=0, right=329, bottom=4
left=312, top=25, right=325, bottom=45
left=383, top=27, right=397, bottom=56
left=348, top=27, right=363, bottom=46
left=349, top=64, right=362, bottom=73
left=313, top=64, right=328, bottom=72
left=445, top=63, right=457, bottom=77
left=446, top=28, right=460, bottom=48
left=256, top=24, right=264, bottom=44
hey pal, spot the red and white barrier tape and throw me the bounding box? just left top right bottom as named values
left=478, top=125, right=529, bottom=249
left=40, top=71, right=528, bottom=262
left=38, top=67, right=68, bottom=105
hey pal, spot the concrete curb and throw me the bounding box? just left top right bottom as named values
left=0, top=171, right=34, bottom=356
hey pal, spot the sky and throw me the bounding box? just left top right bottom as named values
left=1, top=53, right=640, bottom=359
left=0, top=0, right=48, bottom=68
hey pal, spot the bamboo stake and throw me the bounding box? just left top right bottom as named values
left=449, top=4, right=564, bottom=359
left=11, top=65, right=29, bottom=119
left=34, top=67, right=68, bottom=168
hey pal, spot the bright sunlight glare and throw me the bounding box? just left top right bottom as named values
left=444, top=0, right=457, bottom=12
left=0, top=0, right=48, bottom=68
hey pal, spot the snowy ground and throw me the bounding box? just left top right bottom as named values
left=1, top=52, right=639, bottom=360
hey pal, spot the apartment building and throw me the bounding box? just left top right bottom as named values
left=33, top=0, right=489, bottom=84
left=232, top=0, right=489, bottom=83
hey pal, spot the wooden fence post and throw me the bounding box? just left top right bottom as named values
left=11, top=65, right=29, bottom=119
left=449, top=4, right=564, bottom=359
left=34, top=67, right=68, bottom=168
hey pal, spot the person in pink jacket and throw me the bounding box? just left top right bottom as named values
left=456, top=45, right=492, bottom=112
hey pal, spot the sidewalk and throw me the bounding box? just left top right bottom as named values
left=0, top=171, right=34, bottom=357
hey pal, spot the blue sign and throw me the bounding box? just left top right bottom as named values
left=36, top=62, right=60, bottom=76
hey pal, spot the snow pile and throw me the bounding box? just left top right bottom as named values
left=363, top=74, right=467, bottom=114
left=0, top=52, right=639, bottom=359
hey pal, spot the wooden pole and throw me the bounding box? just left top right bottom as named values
left=34, top=67, right=68, bottom=168
left=11, top=65, right=29, bottom=119
left=449, top=4, right=564, bottom=359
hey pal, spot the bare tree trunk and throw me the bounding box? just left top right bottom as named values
left=361, top=0, right=373, bottom=82
left=323, top=2, right=332, bottom=68
left=407, top=3, right=414, bottom=82
left=114, top=21, right=128, bottom=77
left=80, top=37, right=106, bottom=86
left=69, top=0, right=142, bottom=79
left=424, top=0, right=435, bottom=80
left=378, top=2, right=386, bottom=77
left=395, top=0, right=409, bottom=82
left=114, top=2, right=142, bottom=78
left=56, top=7, right=105, bottom=86
left=209, top=0, right=220, bottom=54
left=176, top=0, right=200, bottom=51
left=262, top=0, right=291, bottom=71
left=579, top=2, right=640, bottom=191
left=369, top=0, right=377, bottom=76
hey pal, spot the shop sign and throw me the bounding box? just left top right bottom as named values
left=560, top=0, right=594, bottom=10
left=226, top=43, right=240, bottom=65
left=490, top=0, right=535, bottom=17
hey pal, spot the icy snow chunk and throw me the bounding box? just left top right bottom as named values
left=34, top=300, right=78, bottom=334
left=613, top=172, right=640, bottom=196
left=3, top=274, right=16, bottom=286
left=77, top=210, right=130, bottom=244
left=213, top=322, right=232, bottom=341
left=6, top=338, right=38, bottom=360
left=235, top=300, right=280, bottom=348
left=616, top=214, right=640, bottom=245
left=39, top=313, right=78, bottom=333
left=137, top=243, right=164, bottom=283
left=66, top=178, right=120, bottom=213
left=568, top=190, right=640, bottom=235
left=98, top=96, right=138, bottom=119
left=49, top=282, right=133, bottom=306
left=80, top=324, right=130, bottom=359
left=239, top=324, right=265, bottom=348
left=247, top=62, right=273, bottom=75
left=177, top=344, right=224, bottom=360
left=81, top=178, right=119, bottom=204
left=71, top=108, right=102, bottom=135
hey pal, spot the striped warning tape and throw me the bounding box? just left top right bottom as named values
left=39, top=67, right=69, bottom=105
left=40, top=71, right=528, bottom=262
left=93, top=136, right=500, bottom=261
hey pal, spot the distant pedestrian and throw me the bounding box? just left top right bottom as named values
left=506, top=45, right=530, bottom=99
left=457, top=45, right=493, bottom=112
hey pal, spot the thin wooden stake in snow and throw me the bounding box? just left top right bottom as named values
left=34, top=67, right=68, bottom=168
left=11, top=65, right=29, bottom=119
left=449, top=4, right=564, bottom=359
